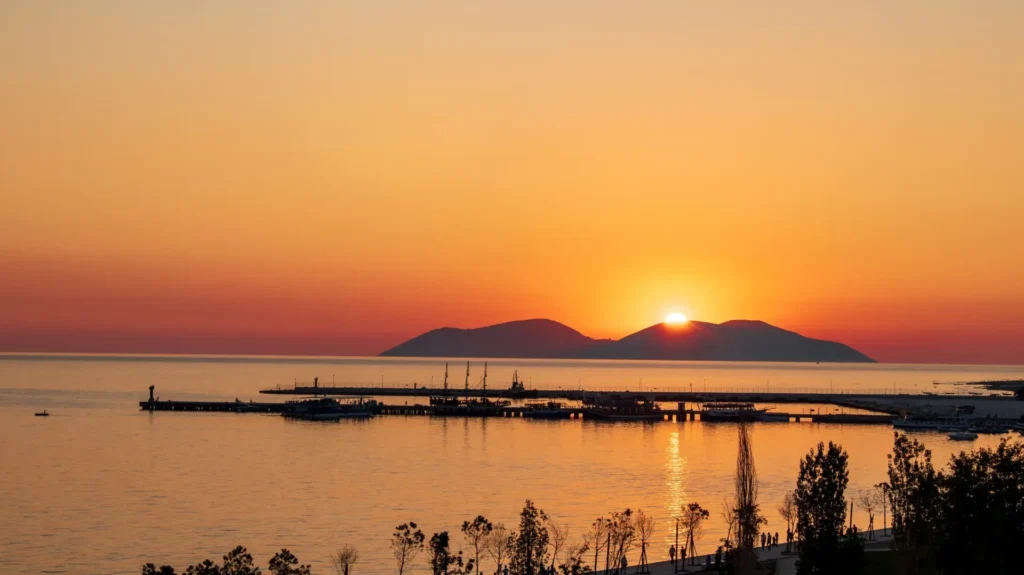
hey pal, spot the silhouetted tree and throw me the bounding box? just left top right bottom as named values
left=485, top=523, right=514, bottom=574
left=719, top=497, right=737, bottom=551
left=142, top=564, right=177, bottom=575
left=185, top=559, right=222, bottom=575
left=510, top=500, right=549, bottom=575
left=934, top=439, right=1024, bottom=575
left=872, top=483, right=888, bottom=536
left=556, top=542, right=591, bottom=575
left=777, top=492, right=796, bottom=551
left=546, top=519, right=569, bottom=572
left=633, top=510, right=654, bottom=573
left=462, top=515, right=493, bottom=575
left=582, top=517, right=607, bottom=574
left=606, top=509, right=635, bottom=575
left=733, top=425, right=765, bottom=574
left=857, top=489, right=880, bottom=539
left=734, top=425, right=764, bottom=552
left=681, top=502, right=710, bottom=565
left=268, top=549, right=310, bottom=575
left=331, top=545, right=359, bottom=575
left=222, top=547, right=261, bottom=575
left=795, top=441, right=860, bottom=575
left=429, top=531, right=474, bottom=575
left=392, top=522, right=426, bottom=575
left=885, top=432, right=939, bottom=573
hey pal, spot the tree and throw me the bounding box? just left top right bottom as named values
left=485, top=523, right=514, bottom=574
left=142, top=565, right=177, bottom=575
left=606, top=509, right=635, bottom=575
left=885, top=432, right=939, bottom=565
left=185, top=560, right=222, bottom=575
left=719, top=497, right=737, bottom=551
left=872, top=483, right=889, bottom=537
left=268, top=550, right=310, bottom=575
left=794, top=441, right=858, bottom=575
left=734, top=423, right=765, bottom=575
left=934, top=439, right=1024, bottom=575
left=429, top=531, right=474, bottom=575
left=582, top=517, right=608, bottom=574
left=392, top=522, right=426, bottom=575
left=546, top=520, right=569, bottom=571
left=634, top=510, right=655, bottom=573
left=222, top=547, right=261, bottom=575
left=681, top=502, right=709, bottom=565
left=777, top=492, right=796, bottom=551
left=331, top=545, right=359, bottom=575
left=462, top=516, right=493, bottom=575
left=510, top=500, right=549, bottom=575
left=857, top=489, right=880, bottom=539
left=556, top=542, right=591, bottom=575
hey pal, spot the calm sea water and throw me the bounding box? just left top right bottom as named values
left=1, top=355, right=1022, bottom=575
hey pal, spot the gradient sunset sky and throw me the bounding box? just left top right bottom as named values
left=2, top=1, right=1022, bottom=364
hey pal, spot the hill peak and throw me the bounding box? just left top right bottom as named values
left=380, top=317, right=874, bottom=363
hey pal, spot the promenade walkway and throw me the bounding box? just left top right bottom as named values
left=594, top=529, right=893, bottom=575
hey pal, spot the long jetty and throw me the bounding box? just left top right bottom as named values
left=139, top=398, right=895, bottom=424
left=260, top=385, right=908, bottom=413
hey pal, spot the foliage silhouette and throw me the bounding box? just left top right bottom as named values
left=510, top=500, right=549, bottom=575
left=392, top=522, right=426, bottom=575
left=461, top=515, right=493, bottom=575
left=267, top=549, right=310, bottom=575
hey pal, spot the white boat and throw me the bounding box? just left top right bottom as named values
left=699, top=402, right=769, bottom=422
left=948, top=431, right=978, bottom=441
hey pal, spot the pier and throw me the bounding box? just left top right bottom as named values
left=257, top=384, right=935, bottom=409
left=140, top=399, right=288, bottom=413
left=140, top=398, right=895, bottom=425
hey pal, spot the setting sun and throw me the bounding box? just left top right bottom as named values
left=664, top=312, right=688, bottom=325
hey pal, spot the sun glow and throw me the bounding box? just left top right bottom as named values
left=664, top=312, right=688, bottom=325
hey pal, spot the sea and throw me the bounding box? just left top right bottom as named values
left=1, top=355, right=1022, bottom=575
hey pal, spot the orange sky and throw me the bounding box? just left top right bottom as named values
left=1, top=1, right=1022, bottom=364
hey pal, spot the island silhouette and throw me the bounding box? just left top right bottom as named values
left=380, top=318, right=874, bottom=363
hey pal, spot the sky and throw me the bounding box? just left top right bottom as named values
left=1, top=1, right=1023, bottom=364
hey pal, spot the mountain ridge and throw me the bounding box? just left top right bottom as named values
left=380, top=318, right=875, bottom=363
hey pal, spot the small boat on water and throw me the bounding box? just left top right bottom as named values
left=523, top=401, right=569, bottom=419
left=282, top=397, right=377, bottom=421
left=34, top=410, right=49, bottom=417
left=582, top=396, right=664, bottom=421
left=948, top=431, right=978, bottom=441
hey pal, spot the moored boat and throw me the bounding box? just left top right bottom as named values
left=582, top=397, right=663, bottom=421
left=282, top=397, right=377, bottom=421
left=699, top=402, right=769, bottom=423
left=948, top=431, right=978, bottom=441
left=429, top=396, right=511, bottom=416
left=523, top=401, right=569, bottom=419
left=506, top=371, right=540, bottom=398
